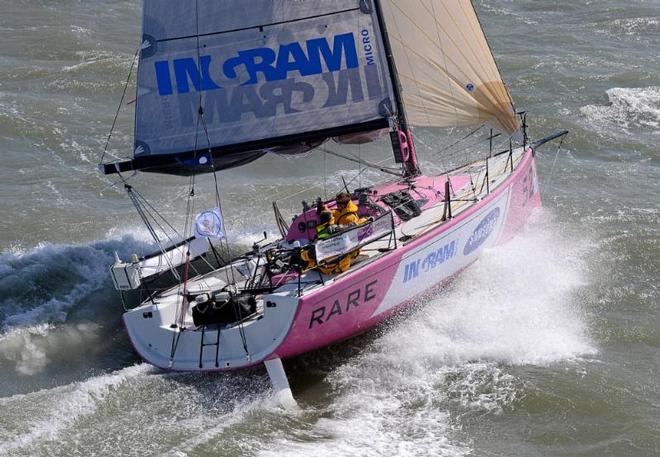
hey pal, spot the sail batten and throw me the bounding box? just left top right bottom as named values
left=152, top=7, right=363, bottom=44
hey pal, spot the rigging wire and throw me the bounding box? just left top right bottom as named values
left=543, top=136, right=565, bottom=194
left=318, top=146, right=402, bottom=177
left=171, top=0, right=205, bottom=358
left=95, top=40, right=213, bottom=285
left=323, top=149, right=328, bottom=200
left=434, top=124, right=486, bottom=156
left=126, top=187, right=182, bottom=281
left=99, top=47, right=139, bottom=166
left=357, top=143, right=362, bottom=190
left=183, top=0, right=248, bottom=359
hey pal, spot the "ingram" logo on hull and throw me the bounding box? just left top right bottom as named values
left=403, top=240, right=456, bottom=283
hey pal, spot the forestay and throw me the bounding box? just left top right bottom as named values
left=133, top=0, right=395, bottom=173
left=378, top=0, right=520, bottom=135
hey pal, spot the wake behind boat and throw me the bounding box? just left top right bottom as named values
left=100, top=0, right=566, bottom=403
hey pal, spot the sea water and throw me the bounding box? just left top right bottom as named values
left=1, top=1, right=659, bottom=455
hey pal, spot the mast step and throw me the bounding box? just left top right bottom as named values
left=264, top=358, right=298, bottom=410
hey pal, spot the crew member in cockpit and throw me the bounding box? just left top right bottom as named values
left=331, top=192, right=368, bottom=227
left=315, top=210, right=335, bottom=240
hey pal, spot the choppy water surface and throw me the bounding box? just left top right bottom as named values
left=1, top=1, right=658, bottom=456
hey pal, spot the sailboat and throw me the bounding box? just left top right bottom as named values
left=101, top=0, right=566, bottom=405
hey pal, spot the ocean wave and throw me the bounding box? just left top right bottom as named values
left=0, top=365, right=275, bottom=456
left=581, top=87, right=660, bottom=133
left=0, top=364, right=150, bottom=455
left=0, top=237, right=152, bottom=330
left=0, top=237, right=158, bottom=375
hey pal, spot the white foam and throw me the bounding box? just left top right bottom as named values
left=0, top=323, right=102, bottom=376
left=581, top=86, right=660, bottom=133
left=0, top=363, right=281, bottom=455
left=609, top=17, right=659, bottom=36
left=104, top=224, right=162, bottom=245
left=0, top=364, right=149, bottom=455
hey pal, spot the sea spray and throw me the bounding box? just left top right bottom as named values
left=0, top=366, right=277, bottom=456
left=0, top=236, right=154, bottom=379
left=261, top=210, right=596, bottom=457
left=581, top=87, right=660, bottom=133
left=0, top=236, right=153, bottom=329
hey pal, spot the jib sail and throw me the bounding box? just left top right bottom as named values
left=377, top=0, right=520, bottom=135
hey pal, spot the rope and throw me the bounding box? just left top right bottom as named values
left=319, top=146, right=402, bottom=177
left=232, top=299, right=250, bottom=359
left=179, top=252, right=191, bottom=328
left=169, top=252, right=190, bottom=363
left=434, top=124, right=486, bottom=156
left=358, top=143, right=362, bottom=189
left=100, top=47, right=139, bottom=166
left=323, top=149, right=328, bottom=200
left=543, top=136, right=565, bottom=194
left=126, top=187, right=182, bottom=281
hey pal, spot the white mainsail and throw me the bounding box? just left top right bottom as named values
left=378, top=0, right=520, bottom=134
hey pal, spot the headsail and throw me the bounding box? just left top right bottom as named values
left=377, top=0, right=520, bottom=135
left=104, top=0, right=395, bottom=175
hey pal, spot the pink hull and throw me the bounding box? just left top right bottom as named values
left=272, top=148, right=541, bottom=360
left=121, top=147, right=542, bottom=372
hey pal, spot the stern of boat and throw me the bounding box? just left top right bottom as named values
left=122, top=287, right=301, bottom=372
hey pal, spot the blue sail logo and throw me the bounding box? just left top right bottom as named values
left=463, top=207, right=500, bottom=255
left=154, top=33, right=359, bottom=96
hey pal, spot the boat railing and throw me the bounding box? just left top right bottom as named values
left=294, top=212, right=397, bottom=296
left=314, top=212, right=396, bottom=264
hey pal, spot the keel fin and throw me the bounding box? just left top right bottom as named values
left=264, top=358, right=298, bottom=410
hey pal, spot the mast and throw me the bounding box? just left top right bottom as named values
left=372, top=0, right=421, bottom=178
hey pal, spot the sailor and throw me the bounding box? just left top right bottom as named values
left=315, top=210, right=335, bottom=240
left=313, top=193, right=368, bottom=274
left=332, top=192, right=367, bottom=226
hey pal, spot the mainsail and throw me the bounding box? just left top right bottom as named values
left=105, top=0, right=395, bottom=175
left=102, top=0, right=519, bottom=176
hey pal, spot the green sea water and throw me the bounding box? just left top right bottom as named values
left=0, top=1, right=658, bottom=455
